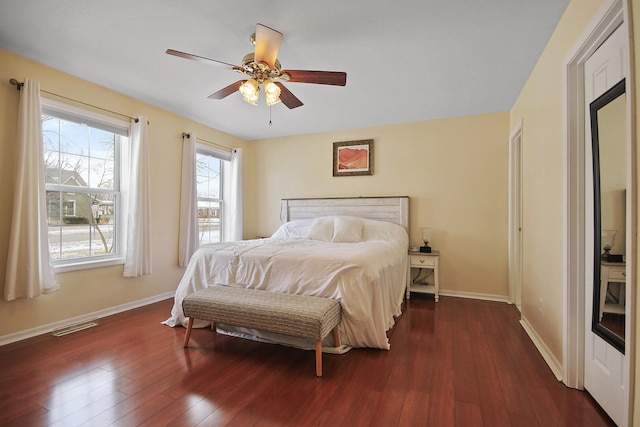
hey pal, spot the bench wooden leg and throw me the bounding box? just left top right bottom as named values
left=315, top=340, right=322, bottom=377
left=332, top=327, right=340, bottom=347
left=183, top=317, right=194, bottom=347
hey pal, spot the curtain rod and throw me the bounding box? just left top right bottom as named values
left=9, top=78, right=148, bottom=124
left=181, top=132, right=234, bottom=152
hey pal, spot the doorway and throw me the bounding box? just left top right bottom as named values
left=509, top=121, right=523, bottom=310
left=564, top=1, right=633, bottom=426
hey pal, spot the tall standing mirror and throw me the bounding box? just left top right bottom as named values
left=590, top=78, right=626, bottom=353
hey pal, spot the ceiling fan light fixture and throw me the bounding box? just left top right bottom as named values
left=239, top=78, right=260, bottom=105
left=263, top=79, right=281, bottom=106
left=168, top=24, right=345, bottom=110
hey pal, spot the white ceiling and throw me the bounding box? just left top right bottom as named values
left=0, top=0, right=569, bottom=141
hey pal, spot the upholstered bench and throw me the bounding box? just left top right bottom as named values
left=182, top=286, right=342, bottom=377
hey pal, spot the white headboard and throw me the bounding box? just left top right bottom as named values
left=280, top=196, right=409, bottom=231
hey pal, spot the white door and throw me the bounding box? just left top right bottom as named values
left=583, top=24, right=629, bottom=427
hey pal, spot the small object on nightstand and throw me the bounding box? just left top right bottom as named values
left=601, top=230, right=616, bottom=260
left=420, top=227, right=432, bottom=253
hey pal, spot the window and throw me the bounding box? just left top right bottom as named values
left=196, top=148, right=224, bottom=244
left=41, top=99, right=129, bottom=270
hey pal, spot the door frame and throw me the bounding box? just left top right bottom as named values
left=564, top=0, right=634, bottom=408
left=509, top=120, right=523, bottom=309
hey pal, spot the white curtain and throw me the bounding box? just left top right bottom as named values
left=178, top=133, right=198, bottom=267
left=5, top=78, right=59, bottom=300
left=123, top=116, right=152, bottom=277
left=224, top=148, right=243, bottom=241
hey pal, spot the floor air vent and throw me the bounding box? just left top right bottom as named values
left=52, top=321, right=98, bottom=337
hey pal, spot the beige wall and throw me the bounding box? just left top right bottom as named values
left=247, top=113, right=511, bottom=299
left=510, top=0, right=605, bottom=365
left=0, top=49, right=247, bottom=338
left=2, top=2, right=639, bottom=420
left=3, top=3, right=637, bottom=420
left=1, top=48, right=510, bottom=339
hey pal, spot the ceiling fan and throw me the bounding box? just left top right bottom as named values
left=166, top=24, right=347, bottom=109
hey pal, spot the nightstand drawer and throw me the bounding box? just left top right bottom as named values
left=410, top=255, right=435, bottom=268
left=608, top=269, right=626, bottom=281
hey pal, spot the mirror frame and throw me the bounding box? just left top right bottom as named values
left=590, top=77, right=626, bottom=354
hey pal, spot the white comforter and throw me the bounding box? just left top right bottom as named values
left=163, top=217, right=408, bottom=350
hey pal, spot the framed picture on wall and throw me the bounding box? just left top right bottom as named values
left=333, top=139, right=373, bottom=177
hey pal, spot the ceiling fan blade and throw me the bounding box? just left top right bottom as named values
left=283, top=70, right=347, bottom=86
left=207, top=80, right=245, bottom=99
left=274, top=82, right=303, bottom=109
left=254, top=24, right=283, bottom=69
left=166, top=49, right=237, bottom=70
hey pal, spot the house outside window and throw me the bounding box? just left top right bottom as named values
left=41, top=99, right=129, bottom=270
left=196, top=147, right=224, bottom=245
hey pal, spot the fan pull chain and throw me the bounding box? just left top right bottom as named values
left=269, top=106, right=273, bottom=126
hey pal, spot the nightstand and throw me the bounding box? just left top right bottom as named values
left=599, top=262, right=626, bottom=320
left=406, top=250, right=440, bottom=301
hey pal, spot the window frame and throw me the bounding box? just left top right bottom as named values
left=41, top=98, right=129, bottom=272
left=196, top=144, right=228, bottom=245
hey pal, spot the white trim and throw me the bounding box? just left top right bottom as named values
left=563, top=0, right=623, bottom=390
left=438, top=290, right=509, bottom=303
left=564, top=3, right=636, bottom=424
left=53, top=256, right=125, bottom=273
left=43, top=99, right=129, bottom=270
left=508, top=120, right=523, bottom=307
left=0, top=292, right=174, bottom=346
left=520, top=316, right=564, bottom=381
left=41, top=97, right=130, bottom=136
left=0, top=288, right=509, bottom=345
left=197, top=142, right=232, bottom=162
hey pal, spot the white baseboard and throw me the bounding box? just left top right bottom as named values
left=439, top=289, right=510, bottom=303
left=0, top=292, right=175, bottom=346
left=519, top=315, right=563, bottom=381
left=4, top=288, right=560, bottom=389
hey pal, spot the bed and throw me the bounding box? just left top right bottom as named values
left=163, top=196, right=409, bottom=350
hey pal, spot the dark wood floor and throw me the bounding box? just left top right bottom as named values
left=0, top=295, right=615, bottom=426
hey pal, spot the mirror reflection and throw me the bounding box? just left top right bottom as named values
left=591, top=78, right=626, bottom=353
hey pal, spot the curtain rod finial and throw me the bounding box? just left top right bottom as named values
left=9, top=78, right=23, bottom=91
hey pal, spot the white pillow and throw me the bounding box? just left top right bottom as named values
left=270, top=218, right=315, bottom=239
left=361, top=218, right=407, bottom=242
left=307, top=217, right=334, bottom=242
left=332, top=216, right=364, bottom=243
